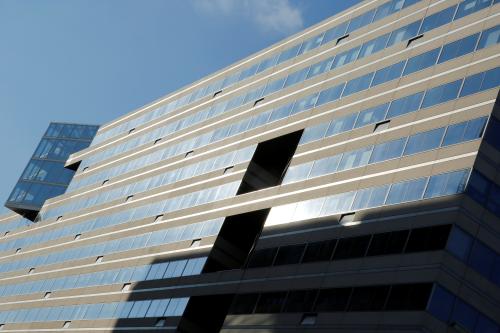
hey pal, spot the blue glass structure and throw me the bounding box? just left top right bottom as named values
left=5, top=123, right=98, bottom=220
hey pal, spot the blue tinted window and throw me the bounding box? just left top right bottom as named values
left=460, top=72, right=484, bottom=97
left=404, top=127, right=445, bottom=155
left=452, top=300, right=479, bottom=332
left=316, top=83, right=345, bottom=106
left=347, top=9, right=376, bottom=34
left=386, top=92, right=424, bottom=119
left=338, top=146, right=372, bottom=171
left=466, top=171, right=490, bottom=204
left=306, top=57, right=334, bottom=79
left=373, top=0, right=405, bottom=22
left=387, top=20, right=421, bottom=47
left=309, top=155, right=341, bottom=178
left=284, top=67, right=310, bottom=88
left=402, top=0, right=420, bottom=8
left=256, top=54, right=279, bottom=73
left=455, top=0, right=492, bottom=20
left=358, top=34, right=390, bottom=59
left=481, top=67, right=500, bottom=90
left=298, top=34, right=324, bottom=55
left=442, top=117, right=486, bottom=146
left=475, top=315, right=500, bottom=333
left=424, top=169, right=468, bottom=198
left=427, top=285, right=455, bottom=322
left=369, top=138, right=406, bottom=163
left=277, top=44, right=301, bottom=64
left=239, top=63, right=259, bottom=81
left=331, top=46, right=361, bottom=69
left=352, top=184, right=390, bottom=210
left=300, top=123, right=329, bottom=144
left=322, top=22, right=349, bottom=45
left=355, top=103, right=389, bottom=128
left=264, top=77, right=286, bottom=96
left=421, top=80, right=462, bottom=109
left=269, top=103, right=293, bottom=122
left=371, top=61, right=405, bottom=87
left=326, top=113, right=357, bottom=137
left=484, top=116, right=500, bottom=152
left=403, top=48, right=440, bottom=76
left=469, top=241, right=496, bottom=277
left=342, top=72, right=374, bottom=97
left=442, top=122, right=468, bottom=146
left=291, top=93, right=319, bottom=115
left=419, top=6, right=456, bottom=34
left=438, top=33, right=479, bottom=63
left=386, top=177, right=427, bottom=204
left=447, top=227, right=473, bottom=261
left=477, top=25, right=500, bottom=49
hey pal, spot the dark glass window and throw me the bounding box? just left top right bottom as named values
left=333, top=235, right=371, bottom=260
left=466, top=170, right=490, bottom=204
left=283, top=290, right=318, bottom=312
left=302, top=240, right=336, bottom=263
left=307, top=57, right=334, bottom=79
left=421, top=80, right=462, bottom=109
left=419, top=5, right=457, bottom=34
left=405, top=225, right=451, bottom=253
left=348, top=285, right=390, bottom=311
left=450, top=299, right=479, bottom=332
left=438, top=33, right=479, bottom=63
left=386, top=177, right=427, bottom=204
left=229, top=294, right=259, bottom=314
left=468, top=241, right=496, bottom=278
left=403, top=48, right=440, bottom=76
left=246, top=248, right=277, bottom=268
left=314, top=288, right=352, bottom=312
left=427, top=285, right=455, bottom=322
left=446, top=227, right=473, bottom=261
left=274, top=244, right=306, bottom=266
left=367, top=230, right=409, bottom=256
left=255, top=292, right=287, bottom=313
left=331, top=46, right=361, bottom=69
left=386, top=283, right=432, bottom=310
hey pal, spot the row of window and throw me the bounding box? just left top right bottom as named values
left=39, top=144, right=256, bottom=222
left=229, top=283, right=432, bottom=315
left=69, top=25, right=500, bottom=195
left=90, top=0, right=423, bottom=146
left=0, top=257, right=206, bottom=299
left=0, top=296, right=189, bottom=324
left=19, top=159, right=74, bottom=185
left=0, top=217, right=30, bottom=237
left=7, top=181, right=66, bottom=207
left=33, top=138, right=91, bottom=162
left=79, top=6, right=498, bottom=171
left=247, top=224, right=451, bottom=268
left=229, top=284, right=499, bottom=332
left=266, top=169, right=469, bottom=226
left=285, top=117, right=487, bottom=184
left=300, top=65, right=499, bottom=146
left=44, top=123, right=98, bottom=141
left=0, top=217, right=222, bottom=275
left=467, top=169, right=500, bottom=217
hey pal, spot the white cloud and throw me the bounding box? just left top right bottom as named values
left=192, top=0, right=304, bottom=35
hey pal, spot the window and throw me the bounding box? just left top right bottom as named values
left=298, top=33, right=324, bottom=55
left=371, top=61, right=405, bottom=86
left=337, top=146, right=372, bottom=171
left=469, top=241, right=496, bottom=277
left=347, top=9, right=376, bottom=33
left=427, top=285, right=455, bottom=322
left=455, top=0, right=492, bottom=20
left=342, top=72, right=374, bottom=97
left=229, top=294, right=259, bottom=314
left=348, top=286, right=390, bottom=311
left=314, top=288, right=351, bottom=311
left=386, top=91, right=424, bottom=118
left=422, top=79, right=462, bottom=108
left=446, top=227, right=473, bottom=261
left=256, top=54, right=279, bottom=74
left=385, top=177, right=427, bottom=204
left=387, top=21, right=420, bottom=47
left=268, top=103, right=293, bottom=122
left=351, top=185, right=390, bottom=210
left=309, top=155, right=341, bottom=178
left=424, top=169, right=468, bottom=198
left=367, top=230, right=409, bottom=256
left=369, top=138, right=406, bottom=164
left=331, top=46, right=361, bottom=69
left=405, top=225, right=451, bottom=252
left=322, top=21, right=349, bottom=45
left=403, top=48, right=440, bottom=76
left=284, top=67, right=310, bottom=88
left=273, top=244, right=306, bottom=266
left=247, top=248, right=277, bottom=268
left=477, top=25, right=500, bottom=49
left=386, top=283, right=432, bottom=310
left=282, top=162, right=312, bottom=184
left=438, top=33, right=479, bottom=63
left=419, top=6, right=457, bottom=34
left=277, top=44, right=301, bottom=64
left=450, top=299, right=479, bottom=332
left=316, top=83, right=345, bottom=106
left=358, top=33, right=390, bottom=59
left=460, top=67, right=500, bottom=97
left=263, top=77, right=286, bottom=96
left=404, top=127, right=445, bottom=155
left=300, top=122, right=329, bottom=144
left=283, top=290, right=318, bottom=312
left=325, top=113, right=357, bottom=137
left=306, top=57, right=334, bottom=79
left=302, top=240, right=336, bottom=263
left=333, top=235, right=371, bottom=260
left=254, top=292, right=287, bottom=313
left=355, top=103, right=389, bottom=128
left=291, top=93, right=318, bottom=115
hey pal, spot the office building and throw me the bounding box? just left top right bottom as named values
left=0, top=0, right=499, bottom=331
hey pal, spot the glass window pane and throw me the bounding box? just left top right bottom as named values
left=322, top=21, right=349, bottom=45
left=387, top=20, right=420, bottom=47
left=371, top=61, right=405, bottom=87
left=455, top=0, right=492, bottom=20
left=403, top=48, right=440, bottom=76
left=358, top=33, right=390, bottom=59
left=386, top=91, right=424, bottom=119
left=419, top=6, right=456, bottom=34
left=316, top=83, right=345, bottom=106
left=404, top=127, right=445, bottom=155
left=421, top=80, right=462, bottom=109
left=355, top=103, right=389, bottom=128
left=438, top=33, right=479, bottom=63
left=326, top=113, right=357, bottom=137
left=342, top=72, right=374, bottom=97
left=477, top=25, right=500, bottom=49
left=369, top=138, right=406, bottom=163
left=284, top=67, right=310, bottom=88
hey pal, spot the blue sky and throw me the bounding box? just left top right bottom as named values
left=0, top=0, right=359, bottom=205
